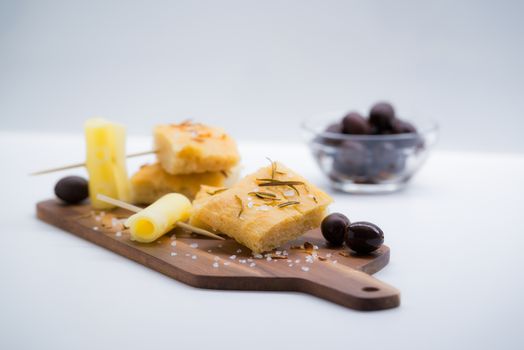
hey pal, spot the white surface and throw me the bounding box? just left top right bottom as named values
left=1, top=131, right=523, bottom=350
left=1, top=0, right=524, bottom=153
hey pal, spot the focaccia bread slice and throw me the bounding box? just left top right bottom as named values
left=154, top=121, right=240, bottom=175
left=190, top=162, right=333, bottom=253
left=131, top=163, right=239, bottom=204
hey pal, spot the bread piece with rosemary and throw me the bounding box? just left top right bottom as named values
left=189, top=161, right=333, bottom=253
left=154, top=121, right=240, bottom=175
left=131, top=163, right=239, bottom=204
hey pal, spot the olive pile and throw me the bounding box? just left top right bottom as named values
left=320, top=213, right=384, bottom=254
left=321, top=102, right=423, bottom=184
left=335, top=102, right=416, bottom=136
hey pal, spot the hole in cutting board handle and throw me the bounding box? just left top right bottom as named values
left=362, top=287, right=380, bottom=292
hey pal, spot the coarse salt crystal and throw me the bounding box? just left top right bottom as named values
left=275, top=250, right=282, bottom=255
left=93, top=226, right=99, bottom=231
left=171, top=241, right=177, bottom=247
left=170, top=252, right=177, bottom=256
left=207, top=249, right=212, bottom=253
left=247, top=258, right=253, bottom=262
left=295, top=259, right=300, bottom=263
left=236, top=249, right=242, bottom=253
left=254, top=254, right=263, bottom=259
left=185, top=253, right=191, bottom=257
left=247, top=202, right=254, bottom=208
left=212, top=262, right=219, bottom=268
left=115, top=231, right=122, bottom=237
left=326, top=253, right=332, bottom=258
left=313, top=245, right=319, bottom=250
left=266, top=256, right=272, bottom=261
left=190, top=243, right=198, bottom=248
left=191, top=255, right=197, bottom=260
left=249, top=262, right=256, bottom=268
left=287, top=259, right=292, bottom=263
left=288, top=263, right=294, bottom=267
left=301, top=266, right=310, bottom=272
left=252, top=187, right=259, bottom=192
left=332, top=260, right=338, bottom=264
left=282, top=250, right=288, bottom=256
left=223, top=262, right=231, bottom=266
left=239, top=259, right=246, bottom=264
left=229, top=255, right=237, bottom=260
left=95, top=216, right=101, bottom=222
left=214, top=256, right=220, bottom=261
left=111, top=218, right=118, bottom=227
left=283, top=190, right=295, bottom=197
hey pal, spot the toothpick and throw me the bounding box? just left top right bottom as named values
left=96, top=194, right=143, bottom=213
left=96, top=194, right=225, bottom=241
left=29, top=150, right=156, bottom=176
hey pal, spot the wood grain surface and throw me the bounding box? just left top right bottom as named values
left=36, top=199, right=400, bottom=311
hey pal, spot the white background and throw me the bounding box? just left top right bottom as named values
left=1, top=0, right=523, bottom=153
left=1, top=2, right=524, bottom=350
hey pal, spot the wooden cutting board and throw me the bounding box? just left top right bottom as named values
left=36, top=199, right=400, bottom=311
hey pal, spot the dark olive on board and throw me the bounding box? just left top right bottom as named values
left=54, top=176, right=89, bottom=204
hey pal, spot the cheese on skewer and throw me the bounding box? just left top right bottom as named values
left=96, top=194, right=224, bottom=241
left=85, top=118, right=131, bottom=209
left=125, top=193, right=192, bottom=242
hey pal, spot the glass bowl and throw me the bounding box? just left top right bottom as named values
left=302, top=114, right=438, bottom=193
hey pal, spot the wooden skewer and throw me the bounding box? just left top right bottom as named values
left=29, top=150, right=156, bottom=176
left=96, top=194, right=143, bottom=212
left=96, top=194, right=225, bottom=241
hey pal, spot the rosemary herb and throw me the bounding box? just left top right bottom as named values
left=312, top=196, right=318, bottom=203
left=266, top=157, right=277, bottom=179
left=248, top=191, right=279, bottom=200
left=256, top=179, right=305, bottom=186
left=221, top=170, right=229, bottom=177
left=235, top=195, right=244, bottom=217
left=277, top=201, right=300, bottom=208
left=206, top=188, right=228, bottom=195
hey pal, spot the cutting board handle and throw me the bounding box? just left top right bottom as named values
left=299, top=267, right=400, bottom=311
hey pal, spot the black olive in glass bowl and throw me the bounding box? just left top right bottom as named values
left=325, top=122, right=343, bottom=133
left=392, top=119, right=417, bottom=134
left=368, top=141, right=406, bottom=180
left=332, top=140, right=368, bottom=178
left=342, top=112, right=370, bottom=135
left=314, top=122, right=344, bottom=147
left=320, top=213, right=350, bottom=246
left=345, top=221, right=384, bottom=254
left=54, top=176, right=89, bottom=204
left=369, top=102, right=395, bottom=133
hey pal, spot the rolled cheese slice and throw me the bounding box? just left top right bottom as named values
left=125, top=193, right=192, bottom=242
